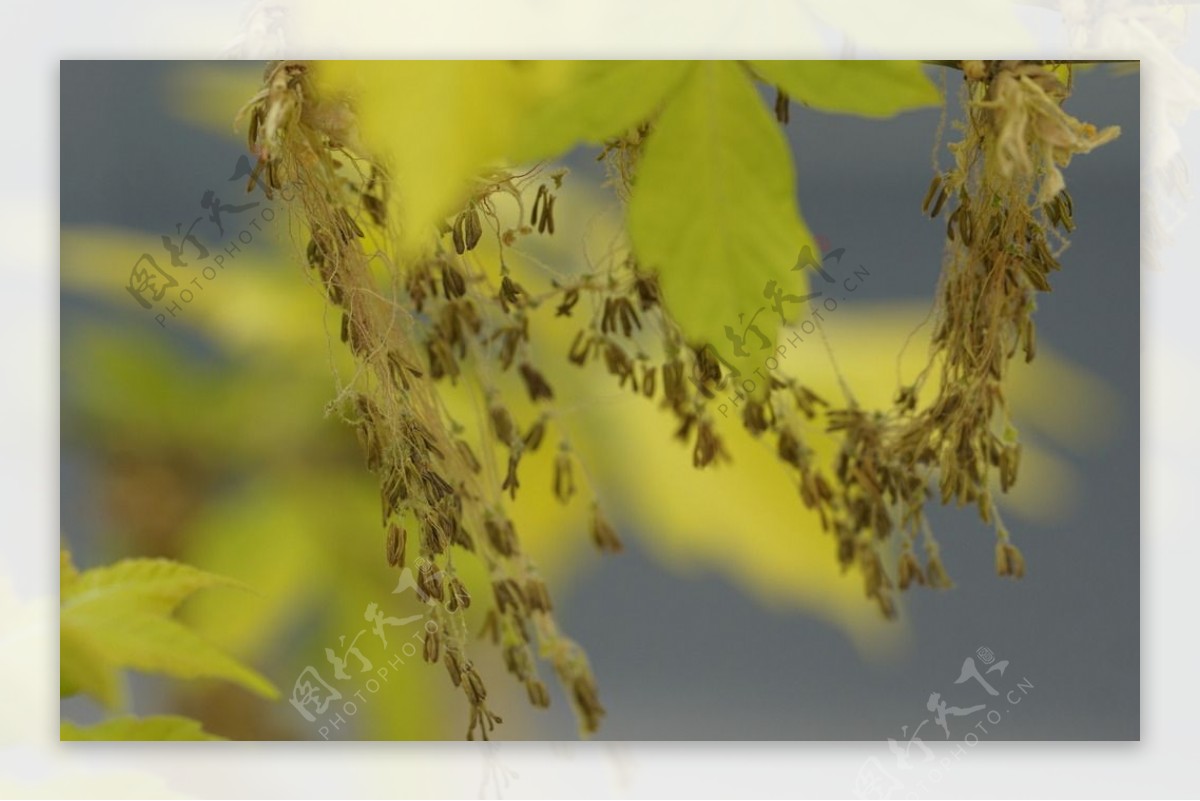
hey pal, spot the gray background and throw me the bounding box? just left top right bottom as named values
left=61, top=62, right=1139, bottom=740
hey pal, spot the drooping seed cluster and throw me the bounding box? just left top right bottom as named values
left=737, top=60, right=1114, bottom=610
left=240, top=61, right=611, bottom=739
left=589, top=61, right=1114, bottom=619
left=895, top=60, right=1114, bottom=579
left=753, top=62, right=1112, bottom=613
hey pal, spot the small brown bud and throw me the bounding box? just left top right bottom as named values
left=556, top=287, right=580, bottom=317
left=897, top=549, right=925, bottom=590
left=418, top=561, right=445, bottom=602
left=441, top=261, right=467, bottom=298
left=693, top=419, right=727, bottom=468
left=995, top=540, right=1026, bottom=579
left=489, top=404, right=515, bottom=445
left=386, top=523, right=406, bottom=568
left=448, top=577, right=472, bottom=611
left=493, top=578, right=526, bottom=615
left=519, top=363, right=554, bottom=402
left=572, top=676, right=605, bottom=734
left=590, top=505, right=623, bottom=554
left=464, top=667, right=488, bottom=706
left=454, top=438, right=481, bottom=474
left=501, top=453, right=521, bottom=499
left=423, top=629, right=441, bottom=664
left=925, top=553, right=954, bottom=589
left=526, top=679, right=551, bottom=708
left=554, top=450, right=576, bottom=504
left=444, top=649, right=463, bottom=687
left=499, top=275, right=525, bottom=312
left=484, top=516, right=517, bottom=557
left=524, top=577, right=553, bottom=613
left=524, top=418, right=547, bottom=451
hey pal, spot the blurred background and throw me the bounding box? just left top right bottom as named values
left=59, top=61, right=1138, bottom=740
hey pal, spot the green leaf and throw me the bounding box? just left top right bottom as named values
left=60, top=626, right=123, bottom=708
left=318, top=61, right=691, bottom=252
left=64, top=558, right=245, bottom=616
left=628, top=61, right=813, bottom=371
left=62, top=715, right=224, bottom=741
left=61, top=557, right=279, bottom=701
left=59, top=549, right=124, bottom=707
left=748, top=60, right=941, bottom=118
left=510, top=61, right=693, bottom=163
left=319, top=61, right=583, bottom=252
left=318, top=61, right=528, bottom=250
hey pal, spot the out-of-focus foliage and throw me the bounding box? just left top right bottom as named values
left=59, top=549, right=276, bottom=739
left=749, top=61, right=941, bottom=117
left=627, top=61, right=815, bottom=372
left=314, top=60, right=937, bottom=360
left=61, top=715, right=223, bottom=741
left=507, top=61, right=692, bottom=162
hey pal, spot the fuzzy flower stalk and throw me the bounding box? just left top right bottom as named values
left=238, top=61, right=608, bottom=739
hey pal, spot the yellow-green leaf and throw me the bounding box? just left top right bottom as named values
left=628, top=61, right=813, bottom=369
left=62, top=715, right=223, bottom=741
left=316, top=61, right=691, bottom=253
left=749, top=60, right=940, bottom=118
left=61, top=557, right=278, bottom=701
left=509, top=61, right=692, bottom=163
left=64, top=558, right=244, bottom=616
left=60, top=549, right=123, bottom=707
left=316, top=61, right=572, bottom=252
left=60, top=625, right=123, bottom=709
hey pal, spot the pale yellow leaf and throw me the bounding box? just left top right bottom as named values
left=749, top=60, right=940, bottom=118
left=628, top=61, right=814, bottom=373
left=61, top=715, right=223, bottom=741
left=61, top=557, right=278, bottom=700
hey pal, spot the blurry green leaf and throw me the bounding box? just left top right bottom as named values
left=318, top=61, right=570, bottom=251
left=319, top=61, right=689, bottom=252
left=628, top=61, right=813, bottom=365
left=61, top=715, right=223, bottom=741
left=177, top=474, right=458, bottom=739
left=60, top=226, right=326, bottom=357
left=749, top=60, right=940, bottom=117
left=61, top=556, right=278, bottom=701
left=65, top=557, right=244, bottom=615
left=510, top=61, right=692, bottom=162
left=61, top=627, right=123, bottom=709
left=60, top=549, right=122, bottom=707
left=182, top=477, right=348, bottom=656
